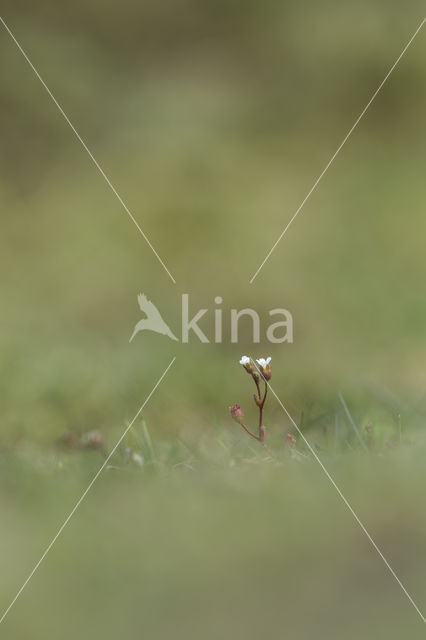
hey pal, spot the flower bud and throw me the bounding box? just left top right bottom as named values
left=81, top=430, right=104, bottom=450
left=229, top=404, right=244, bottom=424
left=285, top=433, right=296, bottom=448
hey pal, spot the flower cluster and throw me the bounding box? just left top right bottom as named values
left=230, top=356, right=272, bottom=448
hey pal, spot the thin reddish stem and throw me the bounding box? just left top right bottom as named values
left=240, top=421, right=260, bottom=442
left=251, top=374, right=268, bottom=442
left=253, top=376, right=262, bottom=402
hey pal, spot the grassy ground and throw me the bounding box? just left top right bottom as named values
left=1, top=416, right=426, bottom=639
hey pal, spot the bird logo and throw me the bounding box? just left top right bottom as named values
left=129, top=293, right=179, bottom=343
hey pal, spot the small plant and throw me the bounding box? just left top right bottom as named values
left=230, top=356, right=272, bottom=451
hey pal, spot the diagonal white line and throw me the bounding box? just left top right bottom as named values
left=0, top=356, right=176, bottom=626
left=0, top=16, right=176, bottom=285
left=249, top=18, right=426, bottom=283
left=250, top=359, right=425, bottom=624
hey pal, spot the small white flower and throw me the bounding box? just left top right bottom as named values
left=239, top=356, right=251, bottom=365
left=256, top=357, right=271, bottom=368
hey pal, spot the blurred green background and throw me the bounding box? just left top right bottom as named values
left=0, top=2, right=425, bottom=638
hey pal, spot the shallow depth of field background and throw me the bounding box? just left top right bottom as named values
left=0, top=2, right=425, bottom=638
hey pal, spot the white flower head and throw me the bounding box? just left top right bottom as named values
left=256, top=357, right=271, bottom=368
left=239, top=355, right=254, bottom=374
